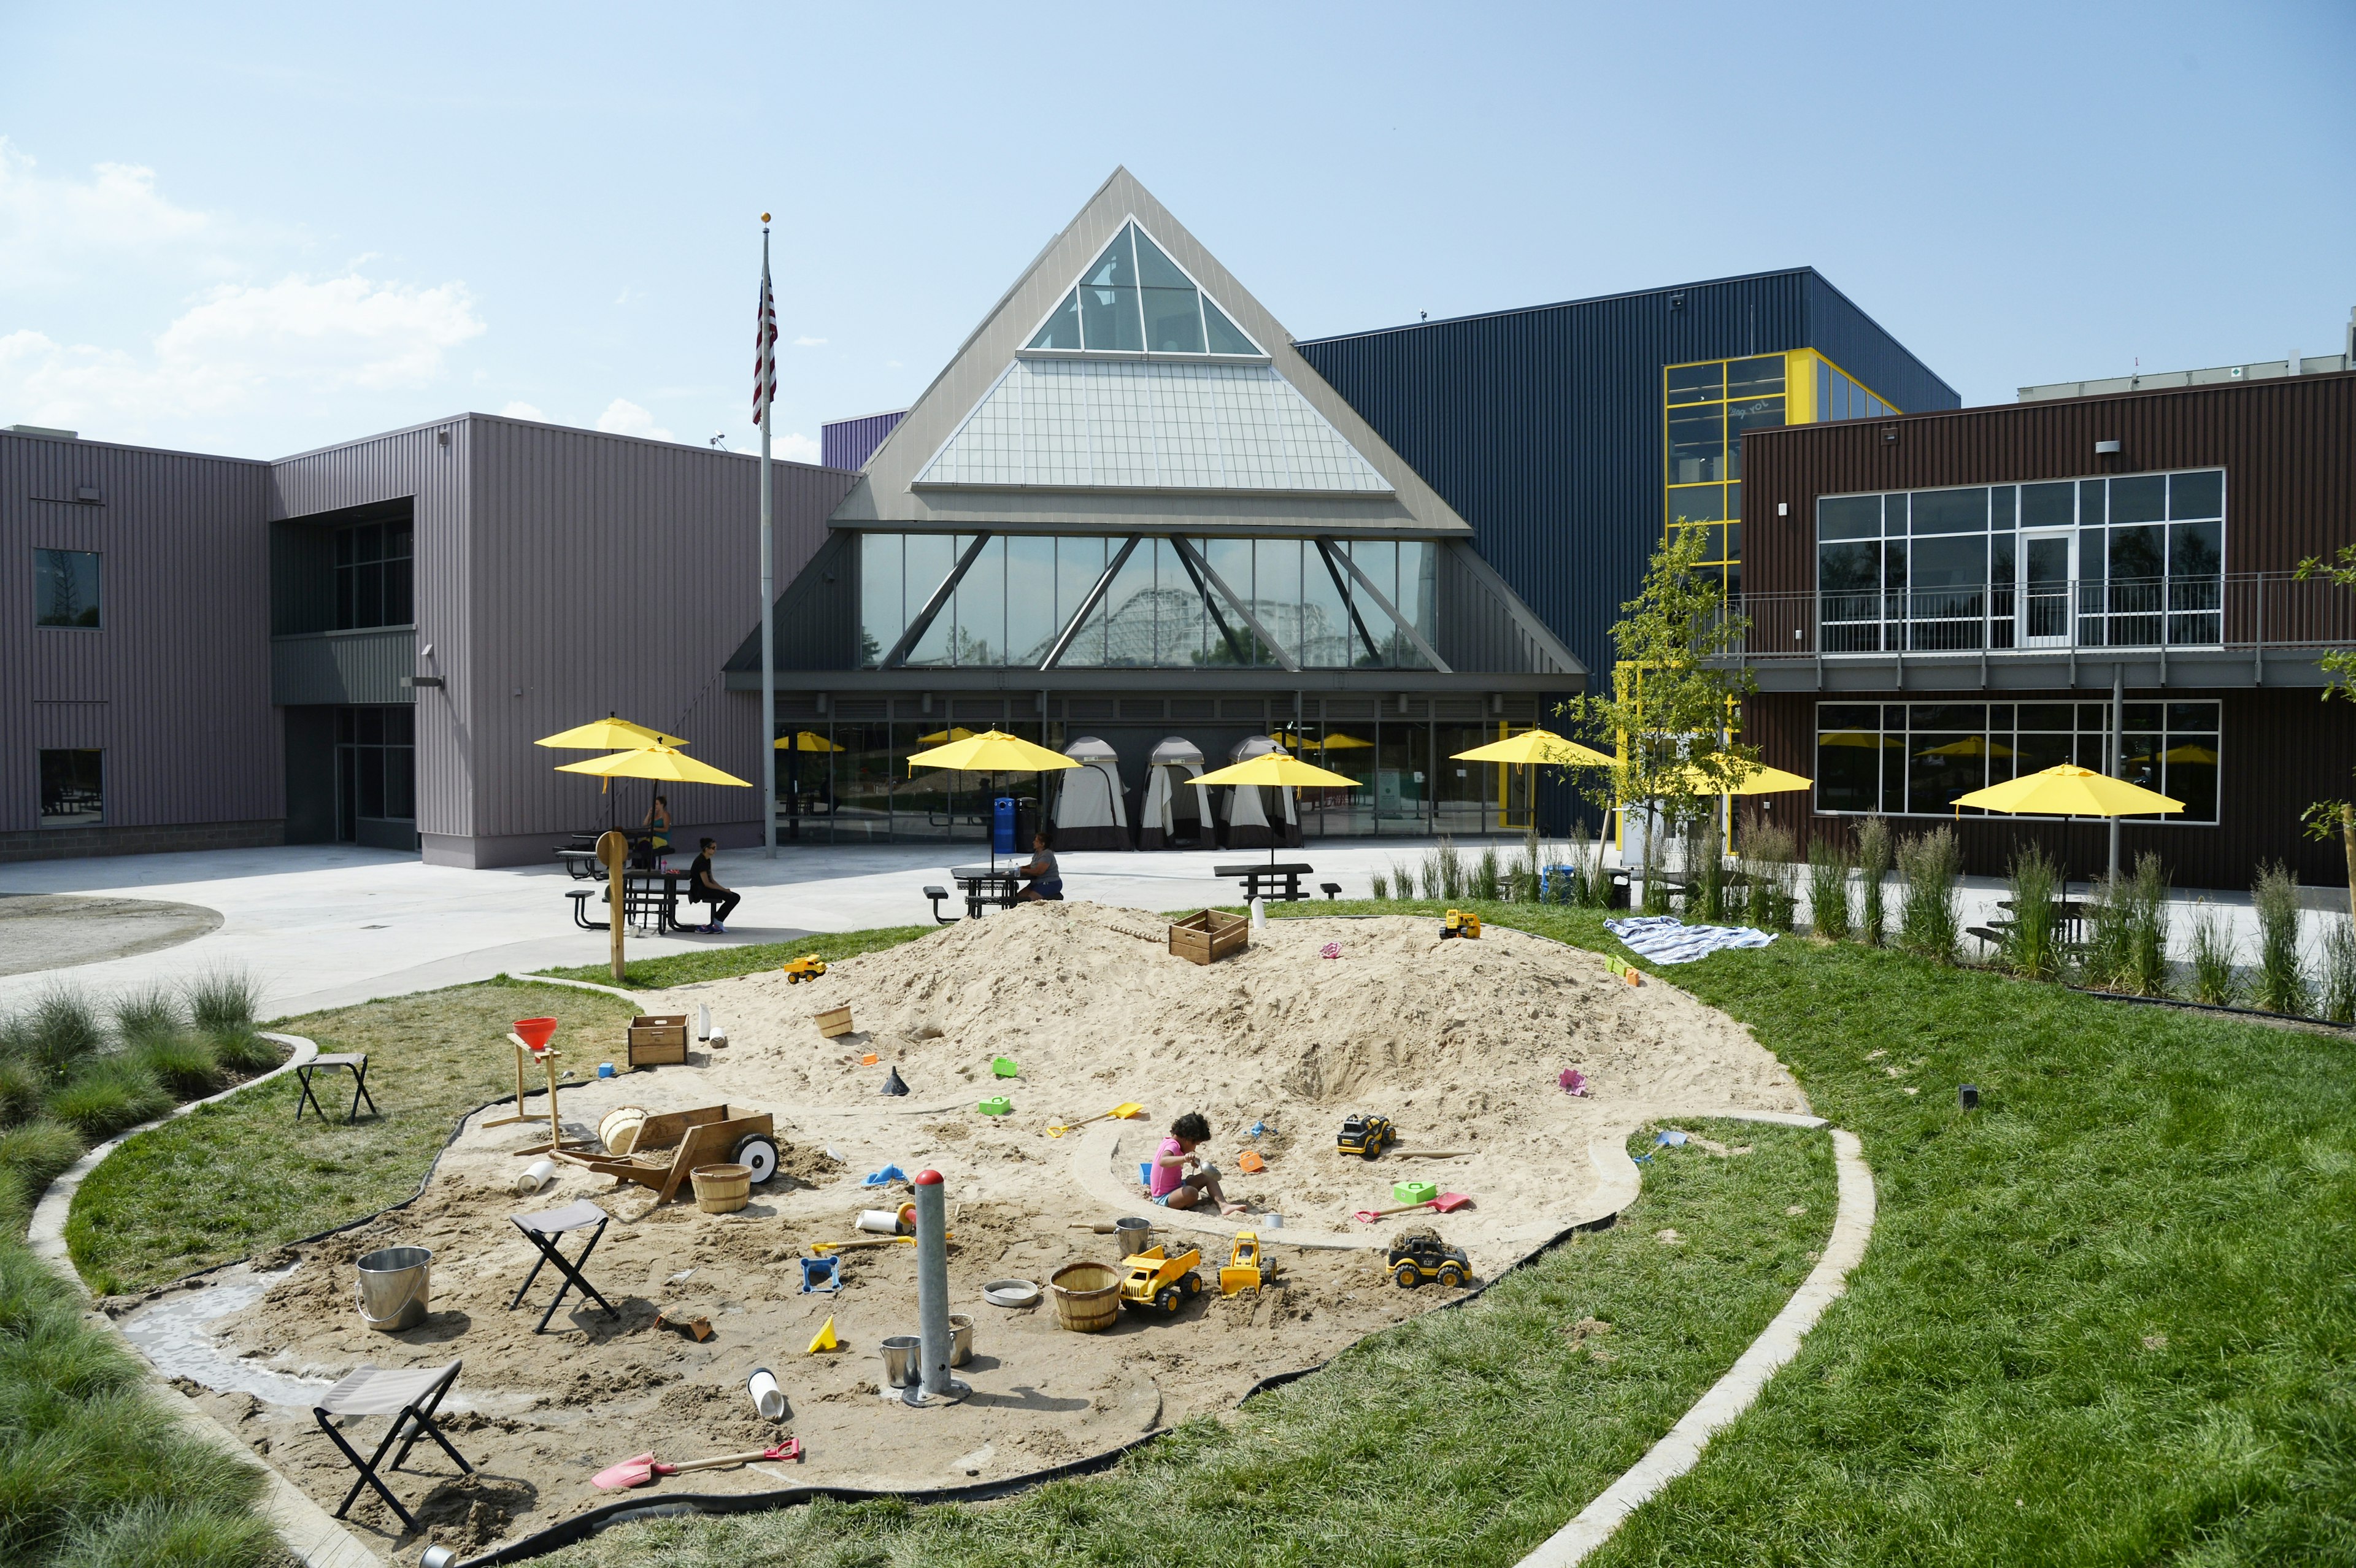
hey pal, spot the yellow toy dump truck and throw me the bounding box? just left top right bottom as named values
left=781, top=955, right=828, bottom=984
left=1219, top=1231, right=1279, bottom=1296
left=1118, top=1244, right=1205, bottom=1315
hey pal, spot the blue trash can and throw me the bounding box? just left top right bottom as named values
left=992, top=796, right=1018, bottom=855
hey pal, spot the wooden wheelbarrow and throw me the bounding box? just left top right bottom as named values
left=557, top=1104, right=779, bottom=1205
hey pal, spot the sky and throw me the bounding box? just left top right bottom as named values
left=2, top=2, right=2351, bottom=463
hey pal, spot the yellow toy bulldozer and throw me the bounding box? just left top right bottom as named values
left=1118, top=1244, right=1205, bottom=1315
left=1219, top=1231, right=1279, bottom=1296
left=781, top=955, right=828, bottom=984
left=1441, top=909, right=1482, bottom=940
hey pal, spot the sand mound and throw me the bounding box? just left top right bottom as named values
left=150, top=905, right=1807, bottom=1557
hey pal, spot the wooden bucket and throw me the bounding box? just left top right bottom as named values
left=813, top=1004, right=854, bottom=1039
left=598, top=1106, right=649, bottom=1156
left=1050, top=1261, right=1122, bottom=1333
left=690, top=1163, right=751, bottom=1214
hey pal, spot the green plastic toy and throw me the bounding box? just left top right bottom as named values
left=978, top=1096, right=1013, bottom=1116
left=991, top=1056, right=1019, bottom=1078
left=1392, top=1180, right=1438, bottom=1206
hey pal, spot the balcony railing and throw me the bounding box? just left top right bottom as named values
left=1728, top=572, right=2354, bottom=661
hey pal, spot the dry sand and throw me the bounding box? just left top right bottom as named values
left=145, top=905, right=1808, bottom=1561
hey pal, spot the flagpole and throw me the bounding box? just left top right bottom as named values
left=758, top=217, right=777, bottom=859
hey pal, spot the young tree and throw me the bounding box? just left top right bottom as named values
left=1561, top=526, right=1760, bottom=894
left=2294, top=545, right=2356, bottom=920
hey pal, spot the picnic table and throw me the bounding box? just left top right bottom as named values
left=947, top=865, right=1023, bottom=920
left=1971, top=897, right=2093, bottom=953
left=1216, top=862, right=1315, bottom=903
left=566, top=870, right=688, bottom=934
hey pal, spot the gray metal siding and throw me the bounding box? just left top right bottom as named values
left=270, top=629, right=418, bottom=706
left=1798, top=273, right=1960, bottom=416
left=1296, top=269, right=1959, bottom=684
left=1, top=431, right=277, bottom=835
left=821, top=410, right=906, bottom=472
left=459, top=420, right=857, bottom=842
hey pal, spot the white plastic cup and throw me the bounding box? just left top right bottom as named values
left=698, top=1003, right=713, bottom=1041
left=513, top=1159, right=558, bottom=1196
left=857, top=1209, right=902, bottom=1235
left=747, top=1367, right=785, bottom=1420
left=1250, top=896, right=1266, bottom=931
left=1265, top=1213, right=1284, bottom=1229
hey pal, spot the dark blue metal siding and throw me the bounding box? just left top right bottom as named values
left=1799, top=272, right=1960, bottom=416
left=820, top=410, right=906, bottom=472
left=1297, top=268, right=1956, bottom=685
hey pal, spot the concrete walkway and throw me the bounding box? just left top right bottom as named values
left=0, top=839, right=1474, bottom=1018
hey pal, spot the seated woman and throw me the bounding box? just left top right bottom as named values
left=1014, top=828, right=1063, bottom=902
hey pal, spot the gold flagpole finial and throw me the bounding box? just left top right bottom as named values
left=760, top=212, right=771, bottom=224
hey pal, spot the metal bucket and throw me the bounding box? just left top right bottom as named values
left=949, top=1312, right=975, bottom=1367
left=1114, top=1216, right=1155, bottom=1256
left=354, top=1245, right=431, bottom=1333
left=880, top=1334, right=922, bottom=1388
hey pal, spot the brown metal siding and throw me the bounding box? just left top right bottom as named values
left=2, top=432, right=277, bottom=835
left=1743, top=369, right=2356, bottom=596
left=1749, top=688, right=2355, bottom=890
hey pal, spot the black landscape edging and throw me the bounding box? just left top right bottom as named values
left=2061, top=985, right=2356, bottom=1032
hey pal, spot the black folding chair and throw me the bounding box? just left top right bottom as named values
left=294, top=1053, right=377, bottom=1123
left=507, top=1199, right=618, bottom=1332
left=312, top=1359, right=470, bottom=1532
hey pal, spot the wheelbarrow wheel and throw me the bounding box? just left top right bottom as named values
left=732, top=1134, right=779, bottom=1185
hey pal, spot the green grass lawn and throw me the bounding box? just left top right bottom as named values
left=65, top=977, right=634, bottom=1295
left=536, top=924, right=936, bottom=991
left=537, top=1117, right=1831, bottom=1568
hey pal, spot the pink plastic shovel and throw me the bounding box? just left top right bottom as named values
left=593, top=1439, right=802, bottom=1490
left=1353, top=1192, right=1472, bottom=1224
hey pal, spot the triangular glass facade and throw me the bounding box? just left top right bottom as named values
left=1025, top=221, right=1264, bottom=356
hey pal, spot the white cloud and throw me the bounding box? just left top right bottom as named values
left=501, top=401, right=546, bottom=421
left=793, top=336, right=826, bottom=347
left=595, top=398, right=674, bottom=442
left=0, top=272, right=486, bottom=429
left=0, top=136, right=241, bottom=286
left=777, top=431, right=819, bottom=463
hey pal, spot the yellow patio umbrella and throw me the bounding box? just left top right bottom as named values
left=902, top=729, right=1079, bottom=870
left=1949, top=763, right=2181, bottom=880
left=776, top=731, right=844, bottom=751
left=917, top=726, right=979, bottom=745
left=1918, top=736, right=2014, bottom=758
left=1193, top=751, right=1360, bottom=866
left=555, top=745, right=750, bottom=788
left=1677, top=757, right=1813, bottom=796
left=1450, top=728, right=1615, bottom=769
left=1315, top=732, right=1374, bottom=750
left=536, top=713, right=686, bottom=750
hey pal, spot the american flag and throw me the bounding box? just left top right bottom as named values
left=752, top=249, right=777, bottom=427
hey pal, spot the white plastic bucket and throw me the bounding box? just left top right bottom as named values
left=512, top=1158, right=558, bottom=1197
left=354, top=1245, right=431, bottom=1333
left=747, top=1367, right=785, bottom=1420
left=857, top=1209, right=904, bottom=1235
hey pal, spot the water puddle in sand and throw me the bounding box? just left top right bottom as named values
left=118, top=1263, right=338, bottom=1407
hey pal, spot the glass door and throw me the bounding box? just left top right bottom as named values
left=2020, top=530, right=2075, bottom=647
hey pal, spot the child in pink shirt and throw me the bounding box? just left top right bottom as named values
left=1148, top=1112, right=1245, bottom=1215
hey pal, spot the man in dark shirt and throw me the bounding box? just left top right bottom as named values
left=685, top=837, right=741, bottom=932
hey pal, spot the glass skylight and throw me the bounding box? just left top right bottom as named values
left=1026, top=222, right=1264, bottom=356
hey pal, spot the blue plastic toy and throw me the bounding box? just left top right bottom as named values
left=800, top=1256, right=842, bottom=1293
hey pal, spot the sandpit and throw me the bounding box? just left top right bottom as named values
left=138, top=906, right=1809, bottom=1559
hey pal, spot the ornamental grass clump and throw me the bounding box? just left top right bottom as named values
left=2320, top=917, right=2356, bottom=1025
left=1895, top=826, right=1961, bottom=961
left=2122, top=852, right=2173, bottom=998
left=185, top=972, right=263, bottom=1037
left=2186, top=901, right=2239, bottom=1006
left=1997, top=843, right=2063, bottom=981
left=1474, top=844, right=1503, bottom=902
left=1743, top=823, right=1800, bottom=933
left=2251, top=861, right=2308, bottom=1016
left=1693, top=815, right=1729, bottom=923
left=1390, top=861, right=1419, bottom=903
left=1368, top=870, right=1389, bottom=901
left=1806, top=840, right=1853, bottom=942
left=1855, top=817, right=1892, bottom=947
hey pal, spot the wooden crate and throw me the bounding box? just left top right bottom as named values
left=1168, top=909, right=1249, bottom=966
left=629, top=1013, right=690, bottom=1067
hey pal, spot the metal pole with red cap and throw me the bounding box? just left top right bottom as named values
left=906, top=1168, right=968, bottom=1405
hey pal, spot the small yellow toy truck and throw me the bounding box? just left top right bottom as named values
left=781, top=955, right=828, bottom=985
left=1118, top=1244, right=1205, bottom=1315
left=1219, top=1231, right=1278, bottom=1296
left=1338, top=1113, right=1396, bottom=1161
left=1441, top=909, right=1482, bottom=940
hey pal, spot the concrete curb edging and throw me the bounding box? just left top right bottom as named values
left=1516, top=1126, right=1877, bottom=1567
left=513, top=971, right=645, bottom=1007
left=26, top=1031, right=385, bottom=1568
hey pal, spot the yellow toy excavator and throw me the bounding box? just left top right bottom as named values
left=1219, top=1231, right=1278, bottom=1296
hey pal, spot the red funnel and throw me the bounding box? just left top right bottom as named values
left=514, top=1017, right=559, bottom=1051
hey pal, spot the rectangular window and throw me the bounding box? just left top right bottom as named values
left=333, top=521, right=414, bottom=630
left=39, top=749, right=103, bottom=826
left=1816, top=469, right=2226, bottom=655
left=34, top=549, right=101, bottom=628
left=1812, top=699, right=2220, bottom=821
